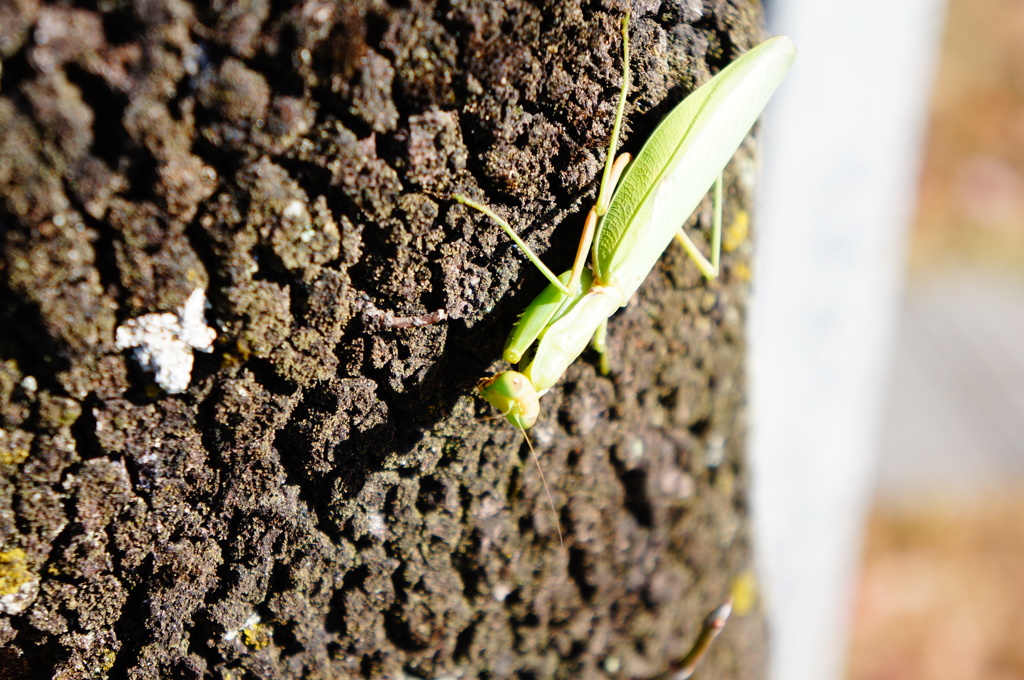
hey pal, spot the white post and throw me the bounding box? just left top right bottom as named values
left=750, top=2, right=948, bottom=679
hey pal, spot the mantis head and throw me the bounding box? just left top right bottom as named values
left=478, top=371, right=539, bottom=429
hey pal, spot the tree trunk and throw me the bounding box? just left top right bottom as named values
left=0, top=1, right=768, bottom=678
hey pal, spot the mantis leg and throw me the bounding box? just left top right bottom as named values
left=591, top=318, right=610, bottom=375
left=673, top=171, right=723, bottom=280
left=458, top=16, right=633, bottom=297
left=453, top=194, right=572, bottom=296
left=651, top=600, right=732, bottom=680
left=595, top=15, right=632, bottom=217
left=568, top=13, right=632, bottom=291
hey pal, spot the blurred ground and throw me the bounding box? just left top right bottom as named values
left=847, top=494, right=1024, bottom=680
left=909, top=0, right=1024, bottom=275
left=846, top=0, right=1024, bottom=677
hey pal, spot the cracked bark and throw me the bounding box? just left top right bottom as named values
left=0, top=1, right=768, bottom=678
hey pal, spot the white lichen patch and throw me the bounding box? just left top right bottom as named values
left=367, top=511, right=387, bottom=540
left=281, top=199, right=306, bottom=220
left=223, top=613, right=262, bottom=642
left=115, top=288, right=217, bottom=394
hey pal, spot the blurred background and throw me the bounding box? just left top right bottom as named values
left=848, top=0, right=1024, bottom=677
left=752, top=0, right=1024, bottom=679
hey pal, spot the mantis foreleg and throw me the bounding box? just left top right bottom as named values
left=568, top=152, right=633, bottom=292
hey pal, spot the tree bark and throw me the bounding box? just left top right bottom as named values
left=0, top=0, right=768, bottom=678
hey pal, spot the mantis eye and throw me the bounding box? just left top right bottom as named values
left=478, top=371, right=540, bottom=429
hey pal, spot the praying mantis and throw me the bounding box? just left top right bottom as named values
left=456, top=18, right=795, bottom=430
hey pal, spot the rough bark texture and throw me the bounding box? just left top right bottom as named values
left=0, top=1, right=767, bottom=678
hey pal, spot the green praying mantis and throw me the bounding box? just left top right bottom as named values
left=456, top=19, right=795, bottom=431
left=451, top=21, right=791, bottom=676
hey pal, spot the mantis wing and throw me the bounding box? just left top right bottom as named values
left=593, top=36, right=796, bottom=296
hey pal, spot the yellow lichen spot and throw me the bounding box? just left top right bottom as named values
left=731, top=262, right=752, bottom=283
left=0, top=549, right=31, bottom=594
left=700, top=291, right=718, bottom=313
left=242, top=622, right=272, bottom=650
left=723, top=210, right=749, bottom=253
left=0, top=548, right=39, bottom=614
left=99, top=650, right=116, bottom=672
left=729, top=569, right=759, bottom=616
left=0, top=429, right=32, bottom=466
